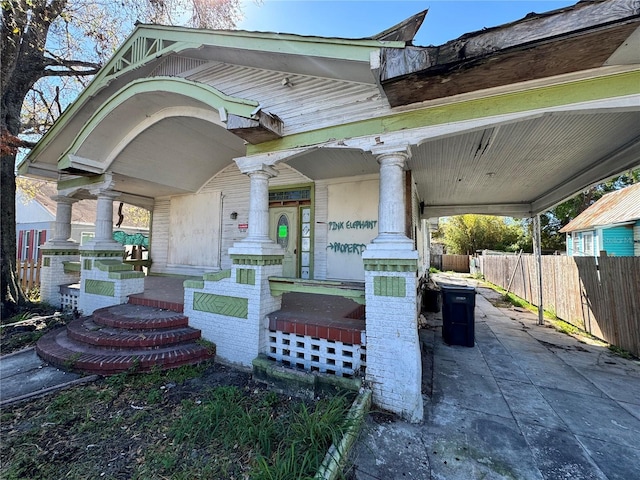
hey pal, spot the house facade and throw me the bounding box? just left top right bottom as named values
left=19, top=0, right=640, bottom=421
left=561, top=183, right=640, bottom=257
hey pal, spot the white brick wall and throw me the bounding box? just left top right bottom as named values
left=77, top=256, right=144, bottom=315
left=185, top=262, right=283, bottom=367
left=365, top=270, right=423, bottom=423
left=40, top=255, right=80, bottom=307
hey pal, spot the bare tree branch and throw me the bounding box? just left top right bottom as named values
left=44, top=51, right=102, bottom=70
left=43, top=67, right=101, bottom=77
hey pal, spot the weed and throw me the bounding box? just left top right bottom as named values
left=63, top=352, right=82, bottom=370
left=608, top=345, right=636, bottom=360
left=1, top=366, right=354, bottom=480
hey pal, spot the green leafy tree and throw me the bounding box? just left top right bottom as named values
left=438, top=214, right=522, bottom=255
left=1, top=0, right=241, bottom=317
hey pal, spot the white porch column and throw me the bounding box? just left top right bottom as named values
left=363, top=144, right=423, bottom=423
left=246, top=166, right=277, bottom=244
left=41, top=195, right=81, bottom=306
left=194, top=162, right=283, bottom=366
left=85, top=190, right=121, bottom=251
left=78, top=188, right=143, bottom=315
left=229, top=162, right=282, bottom=256
left=372, top=147, right=414, bottom=246
left=49, top=196, right=80, bottom=246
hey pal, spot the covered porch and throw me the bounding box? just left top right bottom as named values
left=20, top=0, right=640, bottom=422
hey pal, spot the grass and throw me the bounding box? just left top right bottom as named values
left=0, top=361, right=356, bottom=480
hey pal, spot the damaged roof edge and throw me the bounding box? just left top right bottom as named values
left=380, top=0, right=640, bottom=83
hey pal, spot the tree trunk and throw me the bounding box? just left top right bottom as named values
left=1, top=150, right=26, bottom=318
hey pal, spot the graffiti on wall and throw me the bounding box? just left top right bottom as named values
left=327, top=242, right=367, bottom=255
left=327, top=219, right=377, bottom=255
left=328, top=220, right=377, bottom=231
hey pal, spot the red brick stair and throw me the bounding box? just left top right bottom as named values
left=36, top=304, right=213, bottom=375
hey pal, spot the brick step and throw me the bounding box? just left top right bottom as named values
left=92, top=304, right=189, bottom=330
left=128, top=294, right=184, bottom=313
left=36, top=327, right=213, bottom=376
left=66, top=317, right=202, bottom=348
left=36, top=303, right=214, bottom=376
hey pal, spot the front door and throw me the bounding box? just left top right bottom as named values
left=269, top=206, right=298, bottom=277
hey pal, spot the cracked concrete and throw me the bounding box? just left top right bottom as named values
left=349, top=275, right=640, bottom=480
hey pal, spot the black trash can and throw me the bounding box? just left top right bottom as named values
left=422, top=288, right=441, bottom=313
left=440, top=285, right=476, bottom=347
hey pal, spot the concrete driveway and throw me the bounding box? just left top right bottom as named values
left=350, top=276, right=640, bottom=480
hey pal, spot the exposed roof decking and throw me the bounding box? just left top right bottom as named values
left=379, top=0, right=640, bottom=106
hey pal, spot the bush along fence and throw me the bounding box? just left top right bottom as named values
left=16, top=259, right=41, bottom=292
left=481, top=254, right=640, bottom=357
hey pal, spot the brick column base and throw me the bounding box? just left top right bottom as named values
left=40, top=249, right=80, bottom=307
left=184, top=252, right=284, bottom=367
left=363, top=256, right=423, bottom=423
left=77, top=250, right=144, bottom=315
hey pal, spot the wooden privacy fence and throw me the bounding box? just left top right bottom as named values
left=482, top=255, right=640, bottom=357
left=16, top=259, right=41, bottom=292
left=431, top=254, right=470, bottom=273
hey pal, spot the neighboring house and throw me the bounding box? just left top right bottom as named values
left=16, top=180, right=149, bottom=262
left=560, top=183, right=640, bottom=257
left=17, top=1, right=640, bottom=421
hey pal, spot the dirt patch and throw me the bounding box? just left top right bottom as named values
left=0, top=313, right=71, bottom=354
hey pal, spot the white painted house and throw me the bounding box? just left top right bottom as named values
left=19, top=0, right=640, bottom=421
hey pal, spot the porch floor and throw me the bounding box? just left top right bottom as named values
left=128, top=277, right=366, bottom=344
left=269, top=292, right=365, bottom=344
left=128, top=275, right=191, bottom=313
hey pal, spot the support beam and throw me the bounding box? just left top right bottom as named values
left=533, top=214, right=544, bottom=326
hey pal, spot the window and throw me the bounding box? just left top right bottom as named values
left=276, top=214, right=289, bottom=249
left=583, top=232, right=594, bottom=256
left=22, top=231, right=31, bottom=260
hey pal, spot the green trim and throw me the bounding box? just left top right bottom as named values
left=85, top=279, right=115, bottom=297
left=193, top=292, right=248, bottom=318
left=62, top=261, right=81, bottom=273
left=236, top=268, right=256, bottom=285
left=231, top=254, right=284, bottom=266
left=203, top=270, right=232, bottom=282
left=43, top=258, right=51, bottom=267
left=79, top=250, right=124, bottom=257
left=373, top=276, right=406, bottom=297
left=252, top=354, right=363, bottom=394
left=60, top=77, right=259, bottom=166
left=57, top=174, right=107, bottom=191
left=183, top=279, right=205, bottom=289
left=109, top=271, right=145, bottom=280
left=364, top=258, right=417, bottom=272
left=22, top=25, right=399, bottom=170
left=41, top=249, right=79, bottom=256
left=83, top=259, right=92, bottom=270
left=247, top=71, right=640, bottom=155
left=94, top=259, right=134, bottom=272
left=268, top=277, right=365, bottom=304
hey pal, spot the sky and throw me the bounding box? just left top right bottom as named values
left=237, top=0, right=577, bottom=46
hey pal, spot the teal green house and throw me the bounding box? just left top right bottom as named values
left=561, top=183, right=640, bottom=257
